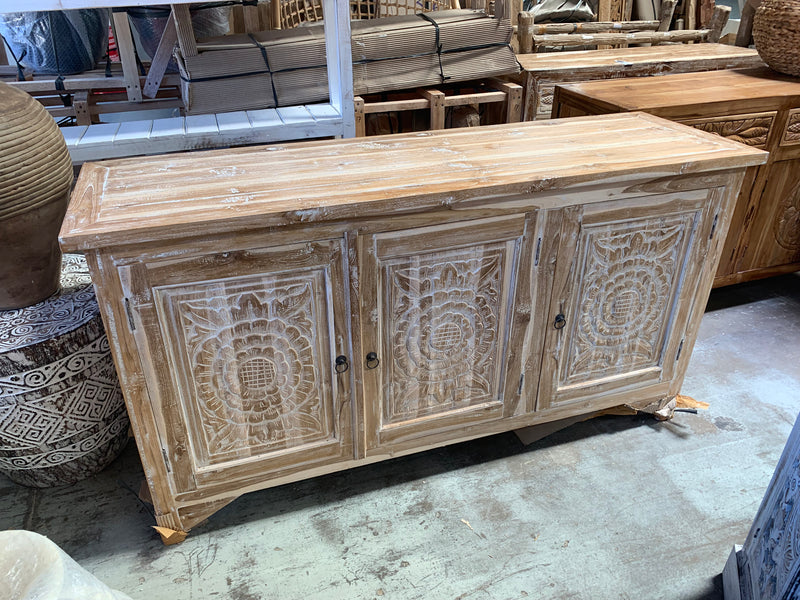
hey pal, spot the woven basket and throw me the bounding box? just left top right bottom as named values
left=752, top=0, right=800, bottom=77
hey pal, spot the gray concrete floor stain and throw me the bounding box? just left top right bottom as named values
left=1, top=273, right=799, bottom=599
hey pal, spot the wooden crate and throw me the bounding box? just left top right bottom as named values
left=353, top=78, right=522, bottom=136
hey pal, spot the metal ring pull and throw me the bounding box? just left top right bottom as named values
left=365, top=352, right=380, bottom=370
left=553, top=313, right=566, bottom=330
left=335, top=355, right=349, bottom=374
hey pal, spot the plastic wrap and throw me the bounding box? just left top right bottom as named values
left=0, top=10, right=109, bottom=75
left=523, top=0, right=596, bottom=22
left=0, top=530, right=132, bottom=600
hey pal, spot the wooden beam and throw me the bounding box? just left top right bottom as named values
left=354, top=96, right=365, bottom=137
left=171, top=4, right=198, bottom=58
left=699, top=0, right=716, bottom=27
left=142, top=14, right=178, bottom=99
left=110, top=11, right=143, bottom=103
left=658, top=0, right=678, bottom=31
left=272, top=0, right=282, bottom=29
left=533, top=20, right=660, bottom=33
left=735, top=0, right=761, bottom=46
left=518, top=11, right=534, bottom=54
left=242, top=3, right=260, bottom=33
left=706, top=4, right=731, bottom=42
left=322, top=0, right=355, bottom=138
left=534, top=27, right=715, bottom=47
left=73, top=90, right=91, bottom=125
left=686, top=0, right=697, bottom=29
left=421, top=89, right=446, bottom=130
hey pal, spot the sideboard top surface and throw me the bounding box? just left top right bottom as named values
left=60, top=112, right=767, bottom=251
left=556, top=67, right=800, bottom=113
left=515, top=43, right=763, bottom=74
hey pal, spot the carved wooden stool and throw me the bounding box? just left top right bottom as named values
left=0, top=254, right=129, bottom=487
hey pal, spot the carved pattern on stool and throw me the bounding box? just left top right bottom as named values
left=385, top=251, right=504, bottom=423
left=0, top=335, right=127, bottom=470
left=161, top=274, right=332, bottom=466
left=561, top=216, right=693, bottom=386
left=781, top=109, right=800, bottom=146
left=773, top=179, right=800, bottom=251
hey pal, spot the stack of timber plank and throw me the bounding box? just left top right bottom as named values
left=177, top=10, right=519, bottom=114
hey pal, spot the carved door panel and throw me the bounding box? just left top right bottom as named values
left=737, top=159, right=800, bottom=275
left=359, top=215, right=534, bottom=452
left=119, top=239, right=353, bottom=495
left=737, top=413, right=800, bottom=600
left=538, top=190, right=722, bottom=411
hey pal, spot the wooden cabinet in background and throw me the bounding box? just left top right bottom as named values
left=59, top=113, right=766, bottom=540
left=514, top=44, right=763, bottom=121
left=551, top=67, right=800, bottom=287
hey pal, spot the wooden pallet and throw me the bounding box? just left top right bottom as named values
left=354, top=78, right=522, bottom=136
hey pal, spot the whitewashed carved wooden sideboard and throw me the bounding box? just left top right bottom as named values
left=60, top=113, right=767, bottom=541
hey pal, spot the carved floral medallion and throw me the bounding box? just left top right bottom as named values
left=384, top=250, right=505, bottom=423
left=164, top=276, right=331, bottom=464
left=562, top=216, right=693, bottom=386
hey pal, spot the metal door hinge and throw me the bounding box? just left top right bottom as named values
left=517, top=374, right=525, bottom=395
left=162, top=448, right=172, bottom=473
left=709, top=214, right=719, bottom=240
left=534, top=237, right=542, bottom=266
left=124, top=298, right=136, bottom=331
left=676, top=339, right=685, bottom=362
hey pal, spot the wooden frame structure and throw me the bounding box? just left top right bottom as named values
left=516, top=0, right=730, bottom=52
left=353, top=78, right=522, bottom=136
left=2, top=0, right=356, bottom=163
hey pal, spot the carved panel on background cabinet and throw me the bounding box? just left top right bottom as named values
left=536, top=83, right=555, bottom=118
left=155, top=270, right=335, bottom=468
left=773, top=179, right=800, bottom=252
left=781, top=109, right=800, bottom=146
left=560, top=215, right=695, bottom=387
left=681, top=112, right=776, bottom=150
left=385, top=252, right=503, bottom=424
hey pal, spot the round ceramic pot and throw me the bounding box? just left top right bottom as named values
left=0, top=81, right=73, bottom=310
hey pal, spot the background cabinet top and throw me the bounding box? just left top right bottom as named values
left=516, top=44, right=763, bottom=76
left=60, top=113, right=766, bottom=252
left=555, top=67, right=800, bottom=115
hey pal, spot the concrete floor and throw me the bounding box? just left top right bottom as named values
left=2, top=273, right=799, bottom=600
